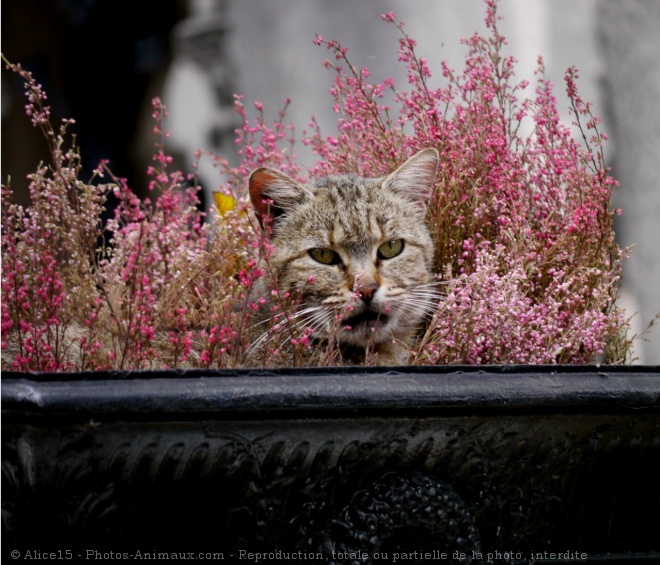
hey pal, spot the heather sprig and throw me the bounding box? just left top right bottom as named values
left=0, top=62, right=259, bottom=371
left=1, top=60, right=110, bottom=371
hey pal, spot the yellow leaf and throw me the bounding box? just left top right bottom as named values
left=213, top=192, right=237, bottom=215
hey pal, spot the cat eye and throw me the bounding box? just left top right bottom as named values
left=377, top=239, right=404, bottom=259
left=309, top=248, right=341, bottom=265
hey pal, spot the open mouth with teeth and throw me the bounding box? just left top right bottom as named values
left=342, top=309, right=389, bottom=328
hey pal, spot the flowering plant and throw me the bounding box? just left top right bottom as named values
left=1, top=1, right=635, bottom=371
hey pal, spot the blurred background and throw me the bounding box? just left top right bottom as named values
left=2, top=0, right=659, bottom=363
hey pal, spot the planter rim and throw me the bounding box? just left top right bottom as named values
left=2, top=365, right=659, bottom=420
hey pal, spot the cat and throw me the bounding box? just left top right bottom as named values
left=248, top=147, right=440, bottom=365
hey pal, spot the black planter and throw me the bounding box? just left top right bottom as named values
left=2, top=365, right=660, bottom=564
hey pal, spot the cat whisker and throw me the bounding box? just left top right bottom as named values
left=246, top=303, right=332, bottom=356
left=267, top=305, right=323, bottom=327
left=245, top=329, right=272, bottom=356
left=408, top=291, right=444, bottom=304
left=400, top=295, right=440, bottom=306
left=411, top=282, right=447, bottom=294
left=299, top=308, right=336, bottom=336
left=396, top=297, right=442, bottom=320
left=409, top=289, right=446, bottom=303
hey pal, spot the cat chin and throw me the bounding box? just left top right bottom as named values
left=338, top=327, right=390, bottom=347
left=336, top=303, right=417, bottom=347
left=337, top=316, right=395, bottom=346
left=342, top=308, right=389, bottom=328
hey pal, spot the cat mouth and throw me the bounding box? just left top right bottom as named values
left=342, top=308, right=389, bottom=328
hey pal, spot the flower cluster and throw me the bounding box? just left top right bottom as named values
left=307, top=1, right=630, bottom=364
left=1, top=1, right=635, bottom=371
left=1, top=61, right=260, bottom=371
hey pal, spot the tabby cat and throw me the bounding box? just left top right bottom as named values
left=248, top=148, right=440, bottom=365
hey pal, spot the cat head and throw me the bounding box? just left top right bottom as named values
left=248, top=148, right=440, bottom=351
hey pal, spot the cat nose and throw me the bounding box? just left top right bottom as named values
left=357, top=282, right=379, bottom=303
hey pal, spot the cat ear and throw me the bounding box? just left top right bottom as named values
left=383, top=148, right=439, bottom=208
left=248, top=168, right=311, bottom=230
